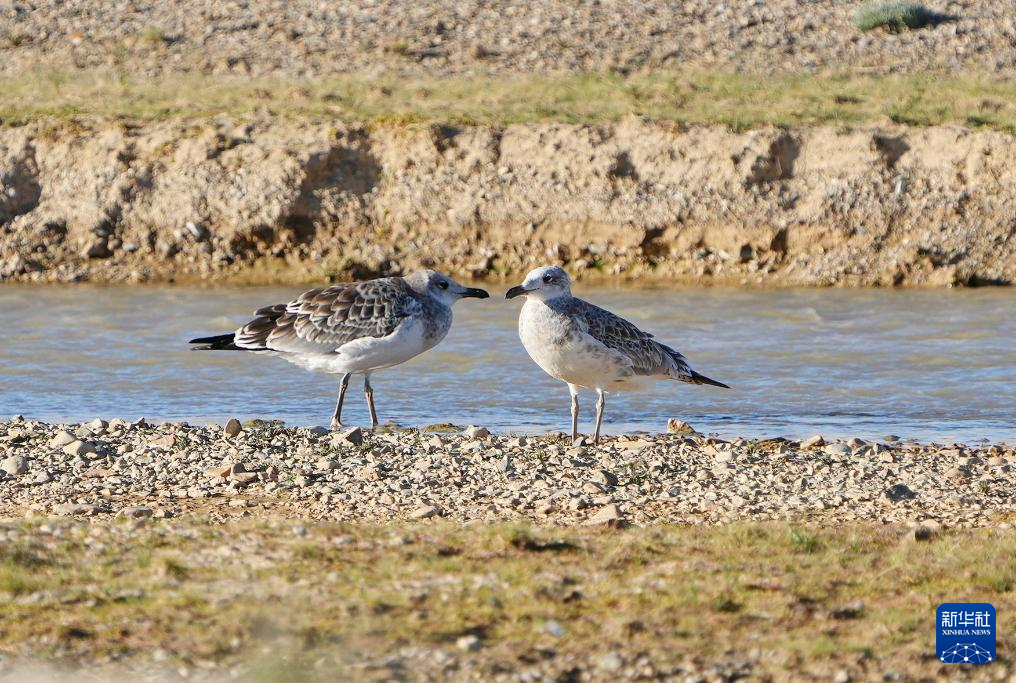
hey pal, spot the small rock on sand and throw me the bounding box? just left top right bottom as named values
left=543, top=620, right=567, bottom=637
left=667, top=419, right=697, bottom=435
left=411, top=504, right=440, bottom=519
left=823, top=443, right=851, bottom=456
left=116, top=505, right=154, bottom=519
left=53, top=503, right=103, bottom=516
left=598, top=652, right=624, bottom=672
left=801, top=435, right=825, bottom=448
left=2, top=455, right=29, bottom=476
left=224, top=418, right=242, bottom=437
left=49, top=430, right=77, bottom=448
left=62, top=440, right=96, bottom=457
left=205, top=463, right=232, bottom=479
left=456, top=635, right=482, bottom=652
left=463, top=425, right=490, bottom=439
left=883, top=483, right=917, bottom=503
left=593, top=469, right=618, bottom=487
left=334, top=426, right=363, bottom=446
left=584, top=503, right=626, bottom=527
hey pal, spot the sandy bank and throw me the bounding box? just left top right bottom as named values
left=2, top=118, right=1014, bottom=287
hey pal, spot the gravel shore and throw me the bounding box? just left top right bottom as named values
left=2, top=417, right=1012, bottom=528
left=3, top=0, right=1015, bottom=78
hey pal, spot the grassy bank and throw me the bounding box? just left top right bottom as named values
left=3, top=69, right=1016, bottom=131
left=1, top=518, right=1012, bottom=680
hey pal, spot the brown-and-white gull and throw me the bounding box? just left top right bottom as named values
left=506, top=265, right=728, bottom=444
left=190, top=270, right=489, bottom=428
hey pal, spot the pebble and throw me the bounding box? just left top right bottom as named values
left=206, top=464, right=232, bottom=479
left=62, top=440, right=96, bottom=457
left=336, top=426, right=363, bottom=447
left=598, top=652, right=624, bottom=672
left=543, top=620, right=567, bottom=637
left=224, top=419, right=242, bottom=437
left=801, top=435, right=825, bottom=448
left=463, top=425, right=490, bottom=439
left=456, top=635, right=482, bottom=652
left=49, top=430, right=77, bottom=448
left=584, top=503, right=626, bottom=528
left=53, top=503, right=103, bottom=516
left=667, top=419, right=697, bottom=435
left=411, top=505, right=440, bottom=519
left=823, top=443, right=851, bottom=456
left=116, top=505, right=154, bottom=519
left=2, top=454, right=28, bottom=476
left=883, top=483, right=917, bottom=503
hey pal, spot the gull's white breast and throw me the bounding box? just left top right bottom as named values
left=284, top=316, right=438, bottom=374
left=519, top=299, right=638, bottom=391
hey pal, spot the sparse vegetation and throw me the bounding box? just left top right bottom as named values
left=1, top=519, right=1013, bottom=680
left=852, top=1, right=941, bottom=32
left=788, top=526, right=821, bottom=553
left=1, top=69, right=1015, bottom=132
left=139, top=26, right=168, bottom=47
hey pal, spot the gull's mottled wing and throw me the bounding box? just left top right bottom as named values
left=233, top=278, right=422, bottom=353
left=569, top=299, right=696, bottom=382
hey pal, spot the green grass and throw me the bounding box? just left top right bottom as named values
left=1, top=68, right=1015, bottom=132
left=852, top=1, right=942, bottom=32
left=0, top=519, right=1013, bottom=680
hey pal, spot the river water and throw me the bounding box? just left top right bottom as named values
left=1, top=285, right=1013, bottom=443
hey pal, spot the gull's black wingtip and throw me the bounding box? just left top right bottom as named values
left=691, top=371, right=730, bottom=389
left=189, top=333, right=239, bottom=350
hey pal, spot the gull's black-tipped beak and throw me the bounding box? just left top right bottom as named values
left=462, top=287, right=490, bottom=299
left=505, top=285, right=529, bottom=300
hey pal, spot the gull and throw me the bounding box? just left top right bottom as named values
left=506, top=265, right=728, bottom=444
left=189, top=270, right=489, bottom=429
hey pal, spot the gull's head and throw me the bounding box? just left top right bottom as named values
left=505, top=265, right=572, bottom=302
left=407, top=270, right=490, bottom=306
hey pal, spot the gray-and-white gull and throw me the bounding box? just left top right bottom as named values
left=190, top=270, right=489, bottom=428
left=506, top=265, right=728, bottom=444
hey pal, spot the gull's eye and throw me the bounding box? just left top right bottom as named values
left=438, top=281, right=449, bottom=290
left=542, top=274, right=553, bottom=284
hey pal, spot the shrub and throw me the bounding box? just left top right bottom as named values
left=852, top=1, right=939, bottom=32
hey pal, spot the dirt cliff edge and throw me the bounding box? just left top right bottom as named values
left=2, top=117, right=1013, bottom=287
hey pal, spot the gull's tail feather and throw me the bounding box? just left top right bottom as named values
left=189, top=333, right=241, bottom=351
left=690, top=370, right=730, bottom=389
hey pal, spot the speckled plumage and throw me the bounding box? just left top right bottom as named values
left=544, top=296, right=697, bottom=382
left=233, top=277, right=450, bottom=356
left=190, top=270, right=488, bottom=428
left=508, top=265, right=727, bottom=443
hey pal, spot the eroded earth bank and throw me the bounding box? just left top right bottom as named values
left=2, top=117, right=1014, bottom=287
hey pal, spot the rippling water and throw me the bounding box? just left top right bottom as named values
left=1, top=285, right=1013, bottom=443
